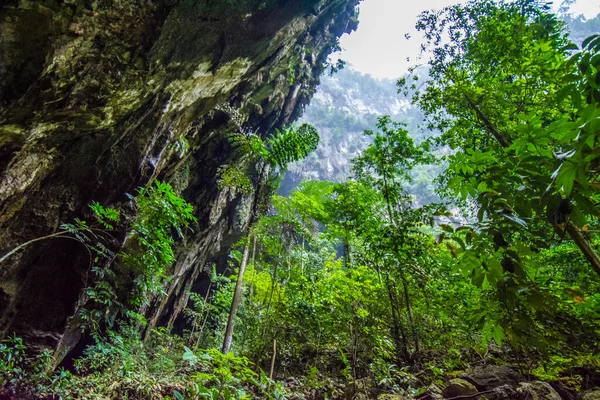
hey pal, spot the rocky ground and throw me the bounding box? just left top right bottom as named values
left=315, top=364, right=600, bottom=400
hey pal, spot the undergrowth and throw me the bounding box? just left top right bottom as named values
left=0, top=328, right=287, bottom=400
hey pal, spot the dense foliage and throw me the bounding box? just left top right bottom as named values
left=1, top=0, right=600, bottom=399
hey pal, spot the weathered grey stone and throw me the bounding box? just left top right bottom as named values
left=516, top=381, right=561, bottom=400
left=442, top=378, right=478, bottom=398
left=460, top=365, right=523, bottom=390
left=581, top=389, right=600, bottom=400
left=486, top=384, right=519, bottom=400
left=428, top=382, right=444, bottom=397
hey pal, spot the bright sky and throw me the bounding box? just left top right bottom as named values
left=337, top=0, right=600, bottom=79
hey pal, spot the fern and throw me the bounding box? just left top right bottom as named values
left=265, top=123, right=319, bottom=168
left=217, top=104, right=319, bottom=195
left=227, top=132, right=267, bottom=160
left=218, top=103, right=319, bottom=170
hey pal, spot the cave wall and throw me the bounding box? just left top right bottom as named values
left=0, top=0, right=359, bottom=359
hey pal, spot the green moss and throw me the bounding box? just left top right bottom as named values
left=102, top=87, right=148, bottom=127
left=170, top=158, right=192, bottom=194
left=249, top=84, right=274, bottom=106
left=217, top=164, right=254, bottom=195
left=164, top=59, right=252, bottom=112
left=0, top=125, right=25, bottom=147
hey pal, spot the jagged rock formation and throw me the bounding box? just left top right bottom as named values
left=0, top=0, right=358, bottom=362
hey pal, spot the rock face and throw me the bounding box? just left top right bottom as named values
left=421, top=365, right=585, bottom=400
left=460, top=365, right=523, bottom=391
left=441, top=378, right=478, bottom=398
left=581, top=390, right=600, bottom=400
left=516, top=381, right=561, bottom=400
left=450, top=366, right=561, bottom=400
left=0, top=0, right=358, bottom=361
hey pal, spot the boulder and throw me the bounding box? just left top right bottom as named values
left=442, top=378, right=478, bottom=398
left=428, top=383, right=444, bottom=399
left=549, top=380, right=577, bottom=400
left=486, top=384, right=519, bottom=400
left=460, top=365, right=523, bottom=390
left=581, top=389, right=600, bottom=400
left=415, top=383, right=444, bottom=400
left=516, top=381, right=561, bottom=400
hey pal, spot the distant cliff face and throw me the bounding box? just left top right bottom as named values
left=281, top=67, right=443, bottom=206
left=282, top=68, right=421, bottom=192
left=0, top=0, right=358, bottom=361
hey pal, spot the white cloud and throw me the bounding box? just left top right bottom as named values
left=335, top=0, right=599, bottom=79
left=565, top=0, right=600, bottom=18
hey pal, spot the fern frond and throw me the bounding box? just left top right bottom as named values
left=265, top=123, right=319, bottom=168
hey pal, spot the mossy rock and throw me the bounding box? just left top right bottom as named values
left=516, top=381, right=560, bottom=400
left=581, top=389, right=600, bottom=400
left=442, top=378, right=478, bottom=398
left=377, top=394, right=404, bottom=400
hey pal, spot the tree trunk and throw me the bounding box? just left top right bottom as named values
left=265, top=262, right=279, bottom=310
left=222, top=240, right=251, bottom=354
left=248, top=235, right=258, bottom=300
left=343, top=223, right=352, bottom=268
left=385, top=274, right=409, bottom=361
left=194, top=281, right=213, bottom=349
left=381, top=170, right=417, bottom=357
left=565, top=221, right=600, bottom=278
left=269, top=339, right=277, bottom=379
left=399, top=270, right=421, bottom=354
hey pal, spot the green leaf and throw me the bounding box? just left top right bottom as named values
left=183, top=346, right=199, bottom=366
left=556, top=161, right=579, bottom=195
left=562, top=74, right=581, bottom=83
left=582, top=35, right=600, bottom=51
left=492, top=324, right=504, bottom=346
left=497, top=211, right=527, bottom=228
left=486, top=258, right=503, bottom=286
left=439, top=224, right=455, bottom=233
left=266, top=123, right=320, bottom=168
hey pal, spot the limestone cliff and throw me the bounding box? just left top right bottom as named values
left=0, top=0, right=359, bottom=361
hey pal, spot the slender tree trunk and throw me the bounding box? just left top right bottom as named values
left=381, top=170, right=419, bottom=356
left=194, top=281, right=213, bottom=349
left=399, top=270, right=421, bottom=354
left=265, top=262, right=279, bottom=310
left=222, top=240, right=251, bottom=354
left=269, top=339, right=277, bottom=379
left=248, top=235, right=258, bottom=300
left=351, top=307, right=359, bottom=385
left=464, top=95, right=510, bottom=148
left=350, top=324, right=357, bottom=394
left=385, top=274, right=409, bottom=361
left=257, top=261, right=279, bottom=363
left=343, top=223, right=351, bottom=268
left=299, top=234, right=304, bottom=276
